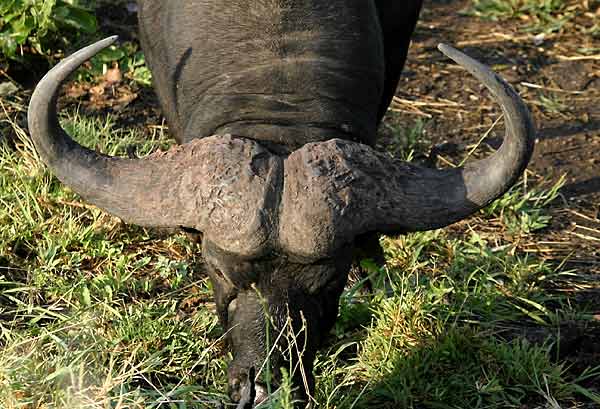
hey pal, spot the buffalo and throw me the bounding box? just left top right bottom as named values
left=27, top=0, right=534, bottom=406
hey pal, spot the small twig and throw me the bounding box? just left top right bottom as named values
left=392, top=96, right=462, bottom=108
left=455, top=32, right=559, bottom=47
left=573, top=224, right=600, bottom=235
left=568, top=231, right=600, bottom=242
left=437, top=155, right=458, bottom=168
left=566, top=209, right=600, bottom=223
left=520, top=82, right=585, bottom=95
left=458, top=114, right=503, bottom=167
left=0, top=68, right=19, bottom=84
left=557, top=54, right=600, bottom=61
left=389, top=107, right=432, bottom=118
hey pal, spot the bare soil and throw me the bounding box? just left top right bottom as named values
left=397, top=0, right=600, bottom=392
left=397, top=0, right=599, bottom=280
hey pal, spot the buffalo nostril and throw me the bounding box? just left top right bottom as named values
left=230, top=367, right=256, bottom=409
left=229, top=377, right=242, bottom=402
left=229, top=369, right=272, bottom=407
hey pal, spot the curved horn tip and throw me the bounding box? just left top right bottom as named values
left=73, top=35, right=119, bottom=55
left=30, top=35, right=120, bottom=94
left=63, top=35, right=119, bottom=64
left=83, top=35, right=120, bottom=53
left=437, top=43, right=451, bottom=53
left=438, top=43, right=458, bottom=55
left=100, top=35, right=119, bottom=45
left=437, top=43, right=470, bottom=63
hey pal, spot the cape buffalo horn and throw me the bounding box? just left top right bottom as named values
left=28, top=37, right=281, bottom=256
left=280, top=44, right=535, bottom=259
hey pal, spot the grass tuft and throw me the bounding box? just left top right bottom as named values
left=465, top=0, right=574, bottom=34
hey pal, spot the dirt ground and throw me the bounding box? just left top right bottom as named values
left=400, top=0, right=600, bottom=392
left=400, top=0, right=599, bottom=292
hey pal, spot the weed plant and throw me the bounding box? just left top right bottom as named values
left=465, top=0, right=575, bottom=34
left=0, top=0, right=97, bottom=63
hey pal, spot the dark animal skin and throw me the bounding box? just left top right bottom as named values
left=27, top=1, right=536, bottom=406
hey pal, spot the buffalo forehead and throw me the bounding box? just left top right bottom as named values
left=279, top=139, right=359, bottom=260
left=175, top=135, right=283, bottom=257
left=179, top=136, right=365, bottom=261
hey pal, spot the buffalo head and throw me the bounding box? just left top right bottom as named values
left=27, top=1, right=535, bottom=406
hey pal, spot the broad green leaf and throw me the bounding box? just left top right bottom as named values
left=34, top=0, right=58, bottom=35
left=0, top=0, right=24, bottom=17
left=0, top=30, right=18, bottom=58
left=94, top=46, right=126, bottom=63
left=53, top=5, right=96, bottom=34
left=10, top=14, right=35, bottom=44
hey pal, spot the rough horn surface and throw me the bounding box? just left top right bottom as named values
left=27, top=37, right=282, bottom=257
left=279, top=44, right=535, bottom=259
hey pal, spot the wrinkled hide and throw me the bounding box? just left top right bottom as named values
left=137, top=0, right=388, bottom=152
left=28, top=0, right=536, bottom=406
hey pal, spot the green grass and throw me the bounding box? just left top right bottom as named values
left=465, top=0, right=575, bottom=34
left=1, top=113, right=599, bottom=408
left=317, top=228, right=600, bottom=408
left=0, top=114, right=228, bottom=407
left=383, top=117, right=428, bottom=162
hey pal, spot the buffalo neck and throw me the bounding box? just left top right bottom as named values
left=140, top=0, right=385, bottom=152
